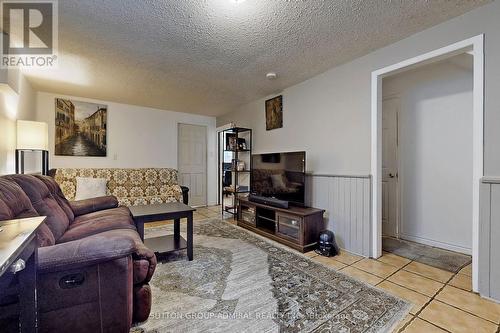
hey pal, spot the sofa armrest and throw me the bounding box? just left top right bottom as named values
left=70, top=195, right=119, bottom=216
left=180, top=186, right=189, bottom=204
left=38, top=229, right=153, bottom=274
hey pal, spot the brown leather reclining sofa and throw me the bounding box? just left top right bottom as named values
left=0, top=174, right=157, bottom=332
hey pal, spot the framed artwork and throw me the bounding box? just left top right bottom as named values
left=55, top=98, right=107, bottom=156
left=265, top=95, right=283, bottom=131
left=226, top=133, right=237, bottom=151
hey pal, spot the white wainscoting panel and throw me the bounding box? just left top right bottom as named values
left=306, top=174, right=371, bottom=256
left=479, top=178, right=500, bottom=301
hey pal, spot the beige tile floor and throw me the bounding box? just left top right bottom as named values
left=307, top=249, right=500, bottom=333
left=145, top=205, right=500, bottom=332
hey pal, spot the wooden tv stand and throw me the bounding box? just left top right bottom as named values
left=237, top=197, right=325, bottom=252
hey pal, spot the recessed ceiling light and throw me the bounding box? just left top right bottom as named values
left=231, top=0, right=246, bottom=3
left=266, top=72, right=277, bottom=80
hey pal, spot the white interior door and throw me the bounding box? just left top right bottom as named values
left=178, top=124, right=207, bottom=206
left=382, top=98, right=399, bottom=237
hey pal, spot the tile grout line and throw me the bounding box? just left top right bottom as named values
left=401, top=269, right=458, bottom=332
left=415, top=317, right=453, bottom=333
left=436, top=271, right=500, bottom=326
left=347, top=257, right=413, bottom=282
left=307, top=248, right=493, bottom=332
left=403, top=265, right=500, bottom=331
left=214, top=212, right=494, bottom=332
left=367, top=257, right=492, bottom=332
left=329, top=255, right=418, bottom=332
left=375, top=260, right=421, bottom=333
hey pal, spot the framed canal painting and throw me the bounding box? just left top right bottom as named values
left=55, top=98, right=108, bottom=156
left=265, top=95, right=283, bottom=131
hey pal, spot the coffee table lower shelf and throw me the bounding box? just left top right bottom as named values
left=144, top=235, right=187, bottom=254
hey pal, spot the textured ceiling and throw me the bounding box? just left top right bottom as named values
left=23, top=0, right=490, bottom=116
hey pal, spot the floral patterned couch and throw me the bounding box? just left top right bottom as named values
left=50, top=168, right=184, bottom=206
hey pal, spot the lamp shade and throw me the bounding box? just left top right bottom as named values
left=16, top=120, right=49, bottom=150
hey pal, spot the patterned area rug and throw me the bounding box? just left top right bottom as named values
left=134, top=219, right=410, bottom=333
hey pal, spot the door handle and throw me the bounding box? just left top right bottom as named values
left=389, top=173, right=395, bottom=178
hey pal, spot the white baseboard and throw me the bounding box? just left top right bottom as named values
left=400, top=234, right=472, bottom=255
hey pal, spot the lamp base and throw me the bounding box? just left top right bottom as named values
left=15, top=149, right=49, bottom=175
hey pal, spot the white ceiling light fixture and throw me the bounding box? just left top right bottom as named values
left=266, top=72, right=277, bottom=80
left=231, top=0, right=246, bottom=4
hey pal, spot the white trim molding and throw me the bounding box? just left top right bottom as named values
left=400, top=234, right=472, bottom=256
left=371, top=35, right=484, bottom=292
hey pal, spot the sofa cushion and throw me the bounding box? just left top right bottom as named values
left=35, top=175, right=75, bottom=222
left=0, top=178, right=38, bottom=219
left=0, top=177, right=56, bottom=246
left=69, top=196, right=119, bottom=217
left=52, top=168, right=183, bottom=205
left=118, top=195, right=180, bottom=207
left=57, top=206, right=136, bottom=243
left=5, top=175, right=71, bottom=241
left=0, top=199, right=11, bottom=220
left=133, top=284, right=152, bottom=323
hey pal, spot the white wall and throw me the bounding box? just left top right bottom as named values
left=216, top=2, right=500, bottom=295
left=0, top=69, right=38, bottom=175
left=36, top=92, right=218, bottom=205
left=217, top=1, right=500, bottom=178
left=383, top=57, right=473, bottom=253
left=217, top=63, right=371, bottom=175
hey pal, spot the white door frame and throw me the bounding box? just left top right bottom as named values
left=371, top=35, right=484, bottom=292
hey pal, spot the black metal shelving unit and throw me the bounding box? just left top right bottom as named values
left=218, top=127, right=252, bottom=218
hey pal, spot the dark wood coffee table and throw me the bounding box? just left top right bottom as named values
left=129, top=202, right=195, bottom=261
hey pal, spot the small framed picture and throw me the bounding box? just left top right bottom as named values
left=226, top=133, right=237, bottom=150
left=265, top=95, right=283, bottom=131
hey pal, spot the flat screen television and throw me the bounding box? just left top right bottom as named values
left=251, top=151, right=306, bottom=206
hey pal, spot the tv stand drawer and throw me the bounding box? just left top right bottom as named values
left=239, top=204, right=256, bottom=226
left=276, top=214, right=302, bottom=241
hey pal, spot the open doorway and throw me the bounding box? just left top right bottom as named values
left=381, top=53, right=474, bottom=272
left=371, top=35, right=484, bottom=292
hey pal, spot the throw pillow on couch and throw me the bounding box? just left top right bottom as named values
left=74, top=177, right=107, bottom=200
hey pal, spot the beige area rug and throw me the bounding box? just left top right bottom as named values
left=133, top=219, right=410, bottom=333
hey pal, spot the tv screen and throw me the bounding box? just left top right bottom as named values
left=251, top=151, right=306, bottom=206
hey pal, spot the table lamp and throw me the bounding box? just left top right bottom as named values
left=16, top=120, right=49, bottom=175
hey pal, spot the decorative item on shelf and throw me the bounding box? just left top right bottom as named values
left=315, top=230, right=339, bottom=257
left=226, top=133, right=237, bottom=150
left=265, top=95, right=283, bottom=131
left=219, top=126, right=252, bottom=219
left=16, top=120, right=49, bottom=175
left=237, top=138, right=247, bottom=150
left=224, top=185, right=240, bottom=193
left=236, top=160, right=245, bottom=171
